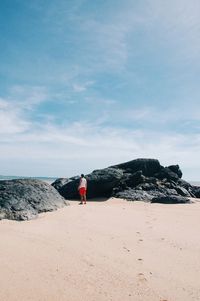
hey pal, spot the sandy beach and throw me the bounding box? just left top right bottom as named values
left=0, top=198, right=200, bottom=301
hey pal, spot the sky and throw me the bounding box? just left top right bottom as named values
left=0, top=0, right=200, bottom=180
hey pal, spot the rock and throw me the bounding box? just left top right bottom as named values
left=113, top=186, right=179, bottom=202
left=177, top=179, right=192, bottom=189
left=0, top=179, right=69, bottom=221
left=111, top=158, right=162, bottom=176
left=87, top=168, right=124, bottom=198
left=177, top=179, right=195, bottom=197
left=114, top=189, right=156, bottom=202
left=51, top=178, right=70, bottom=190
left=174, top=186, right=192, bottom=197
left=167, top=165, right=182, bottom=178
left=58, top=178, right=79, bottom=199
left=123, top=171, right=145, bottom=188
left=155, top=167, right=179, bottom=182
left=59, top=168, right=124, bottom=199
left=190, top=186, right=200, bottom=198
left=151, top=196, right=190, bottom=204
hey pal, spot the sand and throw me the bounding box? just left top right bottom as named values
left=0, top=198, right=200, bottom=301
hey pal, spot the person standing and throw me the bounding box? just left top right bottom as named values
left=78, top=174, right=87, bottom=204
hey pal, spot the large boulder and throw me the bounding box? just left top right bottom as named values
left=190, top=186, right=200, bottom=198
left=51, top=178, right=71, bottom=190
left=0, top=179, right=69, bottom=221
left=58, top=168, right=124, bottom=199
left=111, top=158, right=162, bottom=176
left=167, top=165, right=182, bottom=178
left=155, top=167, right=179, bottom=182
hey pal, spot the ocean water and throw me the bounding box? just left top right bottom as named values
left=0, top=175, right=57, bottom=184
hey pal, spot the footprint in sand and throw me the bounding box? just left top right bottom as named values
left=123, top=246, right=130, bottom=252
left=137, top=273, right=147, bottom=282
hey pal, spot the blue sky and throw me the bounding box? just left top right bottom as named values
left=0, top=0, right=200, bottom=180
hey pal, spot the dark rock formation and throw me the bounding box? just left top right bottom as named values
left=151, top=196, right=190, bottom=204
left=155, top=167, right=179, bottom=182
left=52, top=158, right=196, bottom=203
left=111, top=158, right=161, bottom=176
left=113, top=189, right=160, bottom=202
left=0, top=179, right=69, bottom=221
left=167, top=165, right=182, bottom=178
left=174, top=186, right=191, bottom=197
left=58, top=168, right=123, bottom=199
left=52, top=178, right=71, bottom=190
left=190, top=186, right=200, bottom=198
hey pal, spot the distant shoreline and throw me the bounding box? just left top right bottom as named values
left=0, top=176, right=57, bottom=184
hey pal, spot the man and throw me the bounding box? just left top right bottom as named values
left=78, top=174, right=87, bottom=204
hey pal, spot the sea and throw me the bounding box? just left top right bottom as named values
left=0, top=175, right=57, bottom=184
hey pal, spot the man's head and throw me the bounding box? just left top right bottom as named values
left=81, top=174, right=84, bottom=178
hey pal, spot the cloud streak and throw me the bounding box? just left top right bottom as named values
left=0, top=113, right=200, bottom=179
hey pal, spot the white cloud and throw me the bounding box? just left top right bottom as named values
left=0, top=117, right=200, bottom=179
left=112, top=103, right=200, bottom=126
left=9, top=85, right=48, bottom=108
left=143, top=0, right=200, bottom=61
left=0, top=85, right=49, bottom=135
left=72, top=81, right=94, bottom=93
left=0, top=98, right=29, bottom=134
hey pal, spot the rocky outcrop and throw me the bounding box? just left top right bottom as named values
left=111, top=158, right=161, bottom=176
left=52, top=178, right=71, bottom=190
left=190, top=186, right=200, bottom=198
left=52, top=158, right=195, bottom=203
left=58, top=168, right=123, bottom=199
left=0, top=179, right=69, bottom=221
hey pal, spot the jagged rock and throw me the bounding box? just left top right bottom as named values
left=177, top=179, right=196, bottom=197
left=0, top=179, right=69, bottom=221
left=111, top=158, right=162, bottom=176
left=177, top=179, right=192, bottom=189
left=52, top=178, right=70, bottom=190
left=167, top=165, right=182, bottom=178
left=58, top=168, right=124, bottom=199
left=123, top=171, right=146, bottom=188
left=113, top=189, right=155, bottom=201
left=190, top=186, right=200, bottom=198
left=151, top=196, right=190, bottom=204
left=175, top=186, right=192, bottom=197
left=136, top=182, right=157, bottom=191
left=113, top=186, right=179, bottom=202
left=155, top=167, right=179, bottom=182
